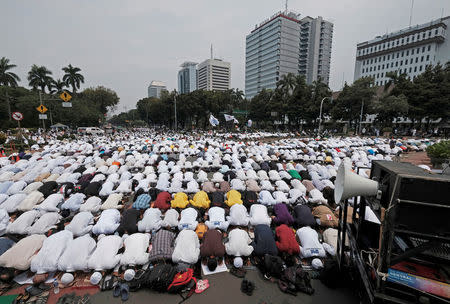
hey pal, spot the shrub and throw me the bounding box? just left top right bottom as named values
left=426, top=140, right=450, bottom=160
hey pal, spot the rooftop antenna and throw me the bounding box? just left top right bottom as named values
left=409, top=0, right=414, bottom=27
left=285, top=0, right=288, bottom=12
left=210, top=44, right=213, bottom=60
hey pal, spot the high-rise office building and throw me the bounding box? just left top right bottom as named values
left=197, top=59, right=231, bottom=91
left=178, top=62, right=198, bottom=94
left=299, top=16, right=333, bottom=85
left=354, top=16, right=450, bottom=86
left=148, top=81, right=166, bottom=98
left=245, top=11, right=333, bottom=99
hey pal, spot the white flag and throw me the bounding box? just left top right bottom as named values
left=233, top=118, right=239, bottom=124
left=247, top=119, right=252, bottom=127
left=209, top=114, right=219, bottom=126
left=224, top=114, right=235, bottom=121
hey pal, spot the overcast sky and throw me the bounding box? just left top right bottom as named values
left=2, top=0, right=450, bottom=112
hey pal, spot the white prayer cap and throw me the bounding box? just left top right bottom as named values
left=124, top=269, right=136, bottom=281
left=90, top=272, right=102, bottom=285
left=234, top=257, right=243, bottom=268
left=61, top=273, right=74, bottom=285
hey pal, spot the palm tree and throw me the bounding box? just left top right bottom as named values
left=49, top=79, right=66, bottom=95
left=27, top=64, right=53, bottom=93
left=0, top=57, right=21, bottom=87
left=277, top=73, right=296, bottom=97
left=62, top=64, right=84, bottom=93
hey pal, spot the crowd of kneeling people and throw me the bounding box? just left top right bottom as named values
left=0, top=133, right=432, bottom=300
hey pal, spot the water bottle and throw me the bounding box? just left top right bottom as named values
left=53, top=279, right=59, bottom=294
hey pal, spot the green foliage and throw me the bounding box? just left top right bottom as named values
left=0, top=85, right=120, bottom=129
left=0, top=57, right=21, bottom=87
left=0, top=132, right=6, bottom=145
left=62, top=64, right=85, bottom=94
left=374, top=94, right=409, bottom=127
left=27, top=64, right=53, bottom=93
left=426, top=140, right=450, bottom=160
left=127, top=88, right=245, bottom=129
left=248, top=73, right=332, bottom=128
left=81, top=86, right=120, bottom=114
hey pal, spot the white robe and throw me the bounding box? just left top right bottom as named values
left=120, top=233, right=150, bottom=266
left=87, top=235, right=123, bottom=271
left=58, top=234, right=96, bottom=272
left=172, top=230, right=200, bottom=264
left=30, top=230, right=73, bottom=274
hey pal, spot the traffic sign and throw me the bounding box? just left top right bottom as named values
left=62, top=102, right=72, bottom=108
left=59, top=91, right=72, bottom=102
left=36, top=104, right=48, bottom=114
left=39, top=114, right=48, bottom=120
left=12, top=112, right=23, bottom=121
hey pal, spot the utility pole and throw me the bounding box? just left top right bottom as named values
left=359, top=100, right=364, bottom=135
left=5, top=92, right=12, bottom=121
left=39, top=91, right=46, bottom=130
left=174, top=94, right=177, bottom=130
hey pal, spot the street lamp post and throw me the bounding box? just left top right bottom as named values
left=359, top=100, right=364, bottom=135
left=174, top=94, right=177, bottom=130
left=318, top=97, right=331, bottom=133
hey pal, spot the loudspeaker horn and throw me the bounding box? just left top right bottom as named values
left=334, top=161, right=379, bottom=203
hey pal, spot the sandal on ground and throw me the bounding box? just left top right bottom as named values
left=120, top=283, right=130, bottom=301
left=113, top=283, right=121, bottom=297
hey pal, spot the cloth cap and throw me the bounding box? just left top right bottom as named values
left=312, top=258, right=324, bottom=269
left=234, top=257, right=243, bottom=268
left=124, top=269, right=135, bottom=281
left=90, top=272, right=102, bottom=285
left=61, top=273, right=74, bottom=285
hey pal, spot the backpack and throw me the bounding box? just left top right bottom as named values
left=167, top=268, right=197, bottom=302
left=138, top=264, right=177, bottom=292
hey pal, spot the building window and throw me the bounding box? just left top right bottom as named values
left=422, top=46, right=425, bottom=52
left=426, top=54, right=430, bottom=61
left=406, top=37, right=409, bottom=42
left=416, top=57, right=418, bottom=63
left=422, top=32, right=425, bottom=39
left=401, top=38, right=404, bottom=44
left=391, top=62, right=394, bottom=67
left=409, top=67, right=412, bottom=73
left=411, top=49, right=414, bottom=55
left=428, top=31, right=431, bottom=37
left=427, top=45, right=431, bottom=51
left=406, top=50, right=409, bottom=56
left=377, top=73, right=379, bottom=78
left=370, top=67, right=372, bottom=72
left=378, top=65, right=381, bottom=70
left=387, top=54, right=390, bottom=60
left=414, top=66, right=417, bottom=72
left=400, top=60, right=403, bottom=66
left=371, top=59, right=373, bottom=64
left=435, top=29, right=438, bottom=35
left=382, top=64, right=385, bottom=69
left=419, top=65, right=422, bottom=71
left=405, top=59, right=408, bottom=64
left=421, top=56, right=424, bottom=62
left=396, top=53, right=399, bottom=58
left=383, top=55, right=385, bottom=61
left=381, top=72, right=384, bottom=77
left=396, top=40, right=399, bottom=45
left=395, top=62, right=398, bottom=67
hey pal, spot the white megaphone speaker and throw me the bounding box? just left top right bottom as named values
left=334, top=161, right=379, bottom=203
